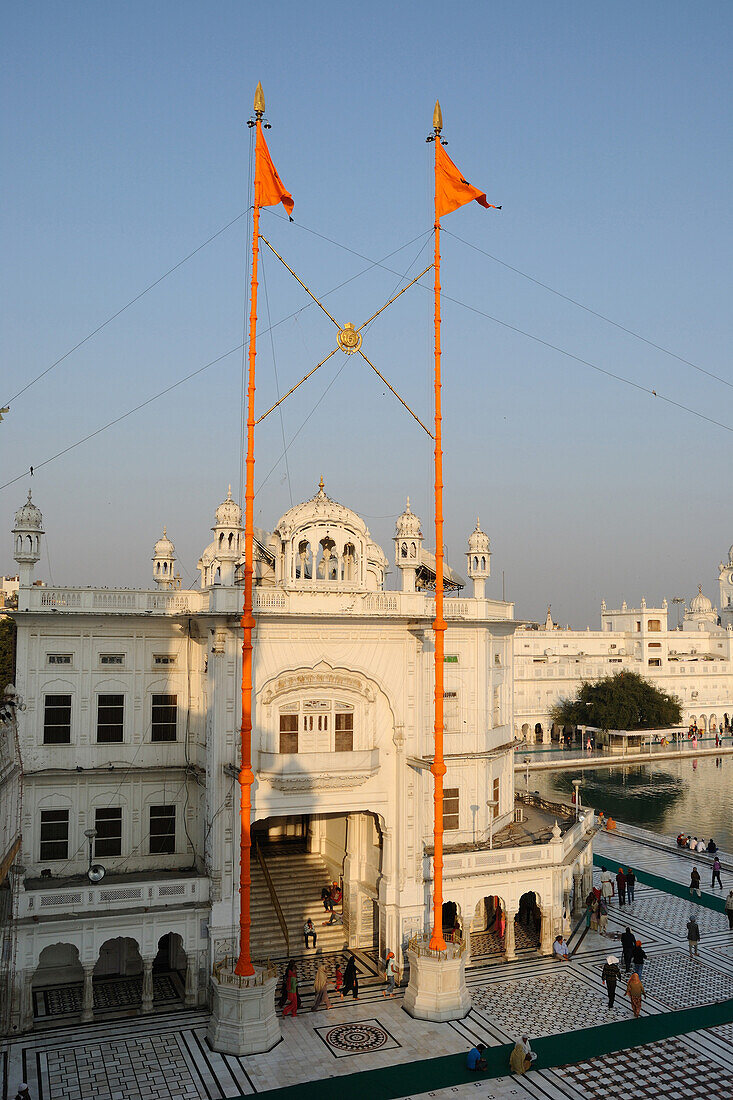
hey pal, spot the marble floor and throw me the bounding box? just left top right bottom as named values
left=4, top=833, right=733, bottom=1100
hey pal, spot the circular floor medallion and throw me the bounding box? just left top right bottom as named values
left=325, top=1023, right=389, bottom=1053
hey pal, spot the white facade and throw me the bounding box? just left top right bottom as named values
left=4, top=482, right=592, bottom=1032
left=515, top=584, right=733, bottom=742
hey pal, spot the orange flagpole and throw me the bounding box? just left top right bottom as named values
left=235, top=82, right=265, bottom=977
left=429, top=100, right=447, bottom=953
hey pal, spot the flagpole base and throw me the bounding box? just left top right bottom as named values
left=402, top=934, right=471, bottom=1023
left=207, top=962, right=280, bottom=1056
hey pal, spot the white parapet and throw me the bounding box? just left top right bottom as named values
left=402, top=933, right=471, bottom=1023
left=207, top=960, right=280, bottom=1056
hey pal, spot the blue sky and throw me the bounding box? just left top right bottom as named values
left=2, top=2, right=732, bottom=624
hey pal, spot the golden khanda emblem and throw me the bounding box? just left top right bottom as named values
left=337, top=321, right=362, bottom=355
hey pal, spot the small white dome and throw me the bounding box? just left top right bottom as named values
left=690, top=585, right=713, bottom=613
left=468, top=517, right=490, bottom=554
left=395, top=497, right=422, bottom=538
left=154, top=527, right=175, bottom=556
left=728, top=544, right=733, bottom=565
left=215, top=485, right=242, bottom=528
left=13, top=490, right=43, bottom=532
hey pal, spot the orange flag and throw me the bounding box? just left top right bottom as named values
left=435, top=141, right=499, bottom=219
left=256, top=127, right=294, bottom=216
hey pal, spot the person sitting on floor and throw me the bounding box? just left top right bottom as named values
left=552, top=935, right=569, bottom=962
left=466, top=1043, right=487, bottom=1071
left=509, top=1036, right=537, bottom=1075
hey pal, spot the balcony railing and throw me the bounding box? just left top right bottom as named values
left=19, top=873, right=209, bottom=918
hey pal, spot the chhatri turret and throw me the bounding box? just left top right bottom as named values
left=394, top=498, right=423, bottom=592
left=152, top=527, right=176, bottom=589
left=13, top=490, right=43, bottom=588
left=466, top=518, right=490, bottom=599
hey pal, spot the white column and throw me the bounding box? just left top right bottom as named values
left=572, top=870, right=584, bottom=918
left=18, top=969, right=34, bottom=1032
left=504, top=911, right=517, bottom=962
left=81, top=963, right=95, bottom=1023
left=540, top=908, right=553, bottom=955
left=184, top=952, right=197, bottom=1007
left=141, top=956, right=154, bottom=1014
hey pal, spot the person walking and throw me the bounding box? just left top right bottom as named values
left=601, top=955, right=622, bottom=1008
left=725, top=890, right=733, bottom=930
left=712, top=857, right=723, bottom=890
left=303, top=918, right=317, bottom=949
left=690, top=867, right=701, bottom=899
left=311, top=963, right=332, bottom=1011
left=687, top=916, right=701, bottom=958
left=625, top=868, right=636, bottom=905
left=620, top=926, right=636, bottom=972
left=282, top=962, right=299, bottom=1017
left=600, top=867, right=614, bottom=904
left=616, top=868, right=626, bottom=907
left=632, top=939, right=647, bottom=979
left=598, top=895, right=609, bottom=935
left=625, top=971, right=645, bottom=1017
left=383, top=951, right=398, bottom=997
left=340, top=954, right=359, bottom=1000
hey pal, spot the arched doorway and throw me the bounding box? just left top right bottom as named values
left=534, top=722, right=543, bottom=744
left=516, top=891, right=541, bottom=952
left=442, top=900, right=460, bottom=938
left=521, top=723, right=529, bottom=741
left=32, top=943, right=83, bottom=1021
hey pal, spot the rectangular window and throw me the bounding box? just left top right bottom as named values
left=648, top=658, right=661, bottom=667
left=43, top=694, right=71, bottom=744
left=279, top=713, right=298, bottom=753
left=97, top=694, right=124, bottom=743
left=335, top=711, right=354, bottom=752
left=47, top=653, right=72, bottom=665
left=648, top=619, right=661, bottom=632
left=491, top=777, right=500, bottom=818
left=95, top=807, right=122, bottom=857
left=40, top=809, right=69, bottom=861
left=149, top=805, right=176, bottom=854
left=154, top=654, right=176, bottom=666
left=100, top=653, right=124, bottom=666
left=444, top=690, right=460, bottom=734
left=443, top=787, right=459, bottom=831
left=151, top=694, right=177, bottom=742
left=648, top=642, right=661, bottom=649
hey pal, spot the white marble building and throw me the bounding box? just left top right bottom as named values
left=4, top=483, right=593, bottom=1033
left=515, top=579, right=733, bottom=742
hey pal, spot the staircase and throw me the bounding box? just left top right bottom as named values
left=250, top=844, right=348, bottom=960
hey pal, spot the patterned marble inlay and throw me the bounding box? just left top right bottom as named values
left=559, top=1035, right=731, bottom=1099
left=314, top=1017, right=400, bottom=1058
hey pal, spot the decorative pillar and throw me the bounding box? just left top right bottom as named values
left=19, top=969, right=34, bottom=1032
left=540, top=909, right=553, bottom=955
left=184, top=953, right=197, bottom=1007
left=572, top=870, right=584, bottom=918
left=81, top=964, right=95, bottom=1023
left=562, top=892, right=572, bottom=936
left=141, top=956, right=154, bottom=1014
left=503, top=911, right=517, bottom=962
left=582, top=866, right=594, bottom=900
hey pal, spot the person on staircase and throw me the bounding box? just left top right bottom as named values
left=304, top=918, right=317, bottom=949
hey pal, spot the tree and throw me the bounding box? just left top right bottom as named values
left=550, top=670, right=681, bottom=731
left=0, top=616, right=16, bottom=694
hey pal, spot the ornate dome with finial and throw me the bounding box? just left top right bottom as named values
left=14, top=490, right=43, bottom=531
left=468, top=517, right=490, bottom=554
left=215, top=486, right=242, bottom=529
left=689, top=585, right=713, bottom=613
left=395, top=497, right=422, bottom=539
left=154, top=527, right=175, bottom=556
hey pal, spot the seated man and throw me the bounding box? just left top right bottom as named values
left=552, top=935, right=569, bottom=961
left=303, top=918, right=317, bottom=949
left=466, top=1043, right=487, bottom=1071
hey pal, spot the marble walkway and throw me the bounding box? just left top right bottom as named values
left=3, top=831, right=733, bottom=1100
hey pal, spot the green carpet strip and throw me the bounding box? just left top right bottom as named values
left=253, top=998, right=733, bottom=1099
left=593, top=853, right=726, bottom=913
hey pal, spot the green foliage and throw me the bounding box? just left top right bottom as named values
left=0, top=616, right=16, bottom=694
left=550, top=670, right=682, bottom=731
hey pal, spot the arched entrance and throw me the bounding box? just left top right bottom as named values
left=31, top=943, right=83, bottom=1021
left=534, top=722, right=543, bottom=744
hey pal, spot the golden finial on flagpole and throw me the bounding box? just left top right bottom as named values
left=254, top=82, right=265, bottom=117
left=433, top=99, right=443, bottom=134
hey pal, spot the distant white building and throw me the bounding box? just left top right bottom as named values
left=5, top=484, right=593, bottom=1034
left=515, top=584, right=733, bottom=742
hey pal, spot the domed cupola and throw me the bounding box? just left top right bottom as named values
left=13, top=490, right=44, bottom=587
left=685, top=584, right=717, bottom=629
left=394, top=498, right=423, bottom=592
left=466, top=517, right=491, bottom=598
left=211, top=486, right=243, bottom=586
left=152, top=527, right=176, bottom=589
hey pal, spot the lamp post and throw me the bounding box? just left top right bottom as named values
left=486, top=798, right=499, bottom=849
left=572, top=778, right=582, bottom=820
left=523, top=757, right=531, bottom=788
left=84, top=828, right=105, bottom=884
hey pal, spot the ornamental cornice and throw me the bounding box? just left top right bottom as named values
left=265, top=771, right=374, bottom=791
left=261, top=665, right=375, bottom=704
